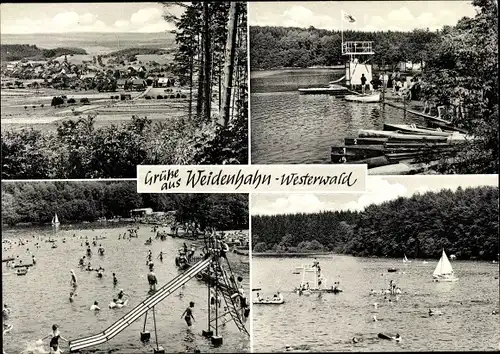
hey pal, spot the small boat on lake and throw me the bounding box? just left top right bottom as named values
left=253, top=293, right=285, bottom=305
left=388, top=267, right=398, bottom=273
left=344, top=92, right=381, bottom=103
left=433, top=249, right=458, bottom=282
left=17, top=268, right=28, bottom=276
left=403, top=254, right=411, bottom=263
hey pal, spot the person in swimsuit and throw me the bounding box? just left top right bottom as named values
left=42, top=324, right=68, bottom=353
left=70, top=270, right=77, bottom=287
left=147, top=270, right=157, bottom=291
left=117, top=289, right=126, bottom=304
left=181, top=302, right=195, bottom=327
left=90, top=301, right=101, bottom=311
left=113, top=273, right=118, bottom=286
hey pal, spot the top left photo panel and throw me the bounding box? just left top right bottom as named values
left=1, top=2, right=248, bottom=180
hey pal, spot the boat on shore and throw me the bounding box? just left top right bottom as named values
left=433, top=249, right=458, bottom=282
left=403, top=254, right=411, bottom=263
left=344, top=92, right=381, bottom=103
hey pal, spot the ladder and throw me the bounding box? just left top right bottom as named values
left=209, top=257, right=249, bottom=336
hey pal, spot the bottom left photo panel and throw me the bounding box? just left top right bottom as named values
left=2, top=181, right=250, bottom=354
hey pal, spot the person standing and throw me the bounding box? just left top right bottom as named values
left=181, top=302, right=195, bottom=328
left=361, top=74, right=367, bottom=94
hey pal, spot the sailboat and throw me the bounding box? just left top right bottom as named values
left=433, top=249, right=458, bottom=282
left=52, top=213, right=60, bottom=226
left=403, top=254, right=411, bottom=263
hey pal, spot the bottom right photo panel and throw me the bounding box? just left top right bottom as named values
left=250, top=175, right=499, bottom=352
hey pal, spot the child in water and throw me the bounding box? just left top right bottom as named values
left=181, top=302, right=195, bottom=328
left=42, top=324, right=68, bottom=354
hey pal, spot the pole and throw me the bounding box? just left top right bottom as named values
left=153, top=306, right=159, bottom=350
left=341, top=10, right=344, bottom=52
left=143, top=310, right=148, bottom=332
left=214, top=261, right=219, bottom=336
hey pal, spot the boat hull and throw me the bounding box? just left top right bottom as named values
left=345, top=93, right=380, bottom=103
left=253, top=300, right=284, bottom=305
left=433, top=277, right=459, bottom=282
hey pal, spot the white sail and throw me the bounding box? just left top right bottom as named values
left=52, top=213, right=60, bottom=225
left=433, top=249, right=454, bottom=276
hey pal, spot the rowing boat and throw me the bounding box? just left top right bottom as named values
left=345, top=92, right=380, bottom=103
left=383, top=123, right=452, bottom=137
left=253, top=298, right=285, bottom=305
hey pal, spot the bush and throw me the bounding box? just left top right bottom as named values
left=253, top=242, right=269, bottom=252
left=51, top=96, right=64, bottom=107
left=170, top=94, right=175, bottom=99
left=67, top=98, right=76, bottom=104
left=156, top=95, right=163, bottom=99
left=181, top=94, right=187, bottom=99
left=176, top=93, right=181, bottom=98
left=80, top=98, right=90, bottom=105
left=145, top=96, right=151, bottom=100
left=40, top=104, right=44, bottom=108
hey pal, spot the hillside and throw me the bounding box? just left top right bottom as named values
left=1, top=44, right=87, bottom=61
left=104, top=47, right=172, bottom=58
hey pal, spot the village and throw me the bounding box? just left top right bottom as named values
left=0, top=48, right=191, bottom=131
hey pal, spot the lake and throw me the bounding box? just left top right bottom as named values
left=2, top=224, right=250, bottom=354
left=252, top=255, right=499, bottom=352
left=250, top=69, right=421, bottom=164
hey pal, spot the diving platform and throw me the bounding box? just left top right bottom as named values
left=342, top=41, right=374, bottom=56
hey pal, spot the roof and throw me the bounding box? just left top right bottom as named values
left=116, top=79, right=127, bottom=85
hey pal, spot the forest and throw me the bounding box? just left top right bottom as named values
left=250, top=26, right=438, bottom=70
left=1, top=181, right=249, bottom=231
left=252, top=186, right=499, bottom=260
left=1, top=44, right=87, bottom=61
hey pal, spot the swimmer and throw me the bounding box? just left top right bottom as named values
left=90, top=301, right=101, bottom=311
left=70, top=270, right=77, bottom=287
left=112, top=273, right=118, bottom=286
left=109, top=298, right=128, bottom=309
left=394, top=334, right=401, bottom=342
left=117, top=289, right=126, bottom=304
left=69, top=291, right=77, bottom=302
left=32, top=254, right=36, bottom=265
left=147, top=270, right=157, bottom=291
left=181, top=301, right=195, bottom=328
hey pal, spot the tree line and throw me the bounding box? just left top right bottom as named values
left=2, top=181, right=249, bottom=231
left=1, top=114, right=247, bottom=179
left=250, top=26, right=440, bottom=70
left=252, top=186, right=499, bottom=260
left=1, top=44, right=87, bottom=61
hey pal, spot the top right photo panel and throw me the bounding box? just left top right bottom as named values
left=249, top=0, right=498, bottom=175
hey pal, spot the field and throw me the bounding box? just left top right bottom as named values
left=1, top=87, right=191, bottom=131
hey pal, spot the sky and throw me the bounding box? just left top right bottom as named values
left=251, top=175, right=498, bottom=216
left=249, top=1, right=477, bottom=32
left=0, top=3, right=186, bottom=34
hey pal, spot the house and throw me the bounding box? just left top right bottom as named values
left=130, top=208, right=153, bottom=217
left=116, top=78, right=127, bottom=89
left=120, top=93, right=132, bottom=101
left=157, top=77, right=178, bottom=88
left=131, top=78, right=146, bottom=91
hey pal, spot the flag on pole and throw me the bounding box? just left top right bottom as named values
left=341, top=10, right=356, bottom=23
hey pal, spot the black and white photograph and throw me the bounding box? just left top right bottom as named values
left=249, top=1, right=498, bottom=174
left=1, top=2, right=248, bottom=179
left=251, top=175, right=499, bottom=352
left=2, top=181, right=250, bottom=353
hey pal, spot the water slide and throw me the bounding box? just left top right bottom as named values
left=69, top=255, right=213, bottom=352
